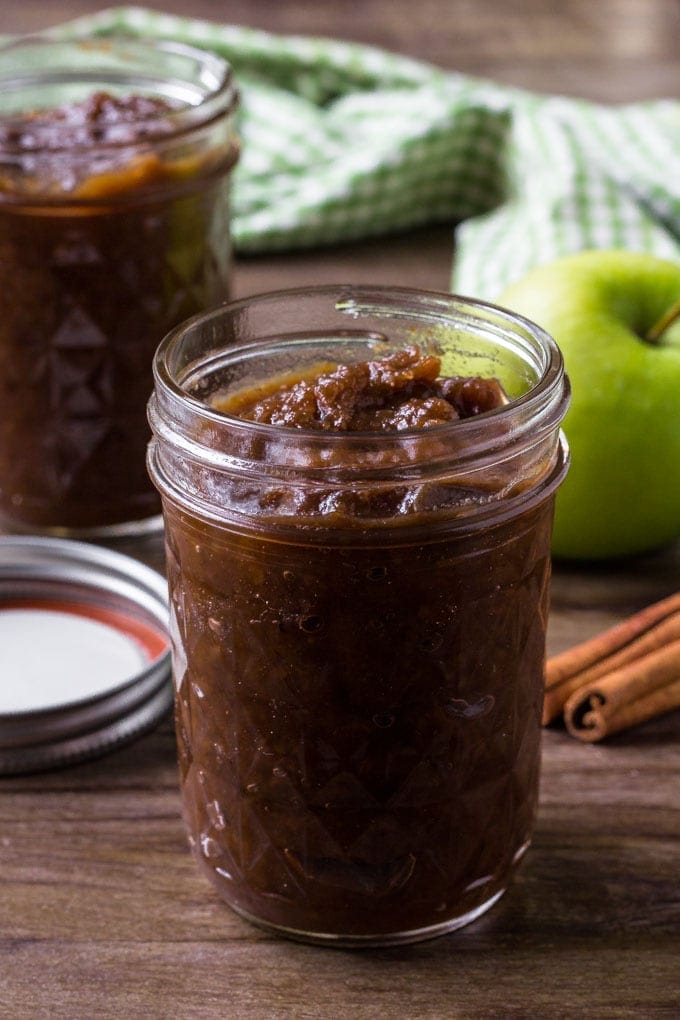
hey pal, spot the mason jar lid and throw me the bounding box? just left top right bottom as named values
left=0, top=536, right=172, bottom=775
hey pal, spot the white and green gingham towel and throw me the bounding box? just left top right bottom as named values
left=51, top=5, right=680, bottom=300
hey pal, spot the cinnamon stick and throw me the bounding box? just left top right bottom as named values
left=543, top=592, right=680, bottom=725
left=563, top=638, right=680, bottom=742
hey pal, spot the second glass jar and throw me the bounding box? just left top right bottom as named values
left=0, top=36, right=239, bottom=535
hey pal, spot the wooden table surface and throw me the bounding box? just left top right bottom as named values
left=1, top=3, right=679, bottom=1018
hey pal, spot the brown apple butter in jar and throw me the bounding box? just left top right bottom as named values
left=147, top=286, right=570, bottom=946
left=0, top=37, right=238, bottom=535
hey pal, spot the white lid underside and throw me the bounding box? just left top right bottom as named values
left=0, top=608, right=147, bottom=713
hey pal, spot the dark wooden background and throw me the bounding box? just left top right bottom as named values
left=1, top=3, right=679, bottom=1018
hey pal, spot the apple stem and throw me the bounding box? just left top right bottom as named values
left=646, top=296, right=680, bottom=345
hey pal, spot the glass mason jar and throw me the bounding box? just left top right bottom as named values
left=0, top=36, right=238, bottom=536
left=147, top=286, right=570, bottom=947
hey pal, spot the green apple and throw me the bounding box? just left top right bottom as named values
left=498, top=249, right=680, bottom=560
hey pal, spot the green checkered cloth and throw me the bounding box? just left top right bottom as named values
left=50, top=5, right=680, bottom=300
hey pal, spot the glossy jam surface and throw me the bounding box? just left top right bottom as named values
left=163, top=349, right=553, bottom=943
left=0, top=93, right=234, bottom=532
left=218, top=346, right=507, bottom=431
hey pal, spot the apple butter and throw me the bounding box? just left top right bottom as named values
left=219, top=345, right=508, bottom=430
left=148, top=286, right=571, bottom=945
left=0, top=37, right=238, bottom=534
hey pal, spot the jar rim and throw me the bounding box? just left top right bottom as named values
left=0, top=35, right=238, bottom=154
left=153, top=283, right=567, bottom=446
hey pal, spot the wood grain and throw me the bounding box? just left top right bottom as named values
left=1, top=2, right=679, bottom=1018
left=4, top=0, right=680, bottom=102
